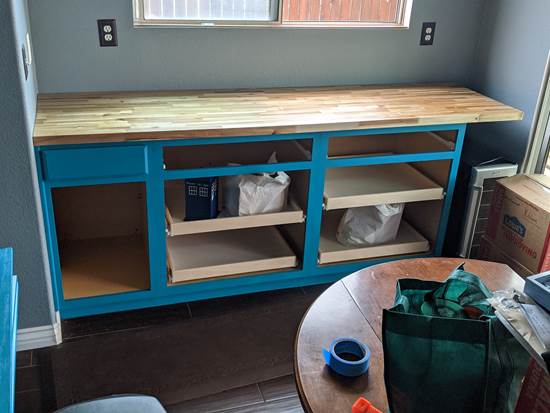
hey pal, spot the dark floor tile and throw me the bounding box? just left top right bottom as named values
left=188, top=287, right=307, bottom=320
left=49, top=293, right=307, bottom=409
left=167, top=384, right=263, bottom=413
left=62, top=302, right=192, bottom=340
left=223, top=395, right=304, bottom=413
left=35, top=349, right=58, bottom=412
left=15, top=365, right=42, bottom=392
left=16, top=350, right=33, bottom=368
left=301, top=283, right=332, bottom=298
left=15, top=390, right=43, bottom=413
left=258, top=375, right=298, bottom=402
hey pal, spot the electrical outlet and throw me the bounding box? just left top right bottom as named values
left=420, top=22, right=436, bottom=46
left=97, top=19, right=117, bottom=47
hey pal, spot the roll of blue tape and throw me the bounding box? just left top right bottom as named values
left=323, top=337, right=371, bottom=377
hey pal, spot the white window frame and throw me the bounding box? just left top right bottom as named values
left=522, top=51, right=550, bottom=174
left=132, top=0, right=413, bottom=29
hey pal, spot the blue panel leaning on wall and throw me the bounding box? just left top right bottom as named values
left=0, top=248, right=19, bottom=413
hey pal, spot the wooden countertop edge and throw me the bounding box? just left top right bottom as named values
left=32, top=110, right=523, bottom=147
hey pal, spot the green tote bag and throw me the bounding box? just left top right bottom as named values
left=382, top=264, right=529, bottom=413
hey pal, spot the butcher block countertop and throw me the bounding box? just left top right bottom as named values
left=33, top=84, right=523, bottom=146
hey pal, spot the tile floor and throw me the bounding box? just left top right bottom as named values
left=167, top=375, right=304, bottom=413
left=15, top=285, right=328, bottom=412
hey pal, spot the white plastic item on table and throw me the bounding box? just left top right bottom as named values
left=336, top=203, right=404, bottom=246
left=223, top=152, right=291, bottom=216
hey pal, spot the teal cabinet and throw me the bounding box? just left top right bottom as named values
left=36, top=125, right=465, bottom=319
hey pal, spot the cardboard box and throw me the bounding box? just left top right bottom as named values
left=479, top=236, right=534, bottom=278
left=514, top=359, right=550, bottom=413
left=486, top=174, right=550, bottom=274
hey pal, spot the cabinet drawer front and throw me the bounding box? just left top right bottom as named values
left=41, top=146, right=148, bottom=181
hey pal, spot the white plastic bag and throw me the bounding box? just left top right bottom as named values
left=336, top=203, right=404, bottom=246
left=223, top=153, right=291, bottom=216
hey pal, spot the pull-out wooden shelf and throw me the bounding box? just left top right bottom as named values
left=60, top=235, right=150, bottom=300
left=167, top=227, right=297, bottom=283
left=318, top=213, right=430, bottom=264
left=163, top=138, right=311, bottom=170
left=328, top=131, right=456, bottom=160
left=323, top=164, right=444, bottom=210
left=165, top=183, right=305, bottom=236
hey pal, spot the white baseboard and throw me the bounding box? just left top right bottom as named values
left=17, top=311, right=62, bottom=351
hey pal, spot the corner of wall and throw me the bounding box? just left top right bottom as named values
left=465, top=0, right=491, bottom=90
left=17, top=311, right=62, bottom=351
left=2, top=0, right=57, bottom=331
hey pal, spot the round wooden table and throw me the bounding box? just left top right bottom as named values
left=294, top=258, right=525, bottom=413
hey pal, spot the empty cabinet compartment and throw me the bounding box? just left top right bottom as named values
left=165, top=179, right=306, bottom=236
left=167, top=227, right=298, bottom=283
left=328, top=131, right=456, bottom=159
left=164, top=139, right=311, bottom=170
left=318, top=210, right=430, bottom=265
left=323, top=163, right=445, bottom=210
left=403, top=199, right=444, bottom=247
left=52, top=183, right=150, bottom=300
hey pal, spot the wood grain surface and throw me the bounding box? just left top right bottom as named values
left=294, top=257, right=524, bottom=413
left=33, top=85, right=523, bottom=146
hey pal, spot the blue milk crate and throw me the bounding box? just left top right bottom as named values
left=185, top=177, right=218, bottom=221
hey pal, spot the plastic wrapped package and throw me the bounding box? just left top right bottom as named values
left=336, top=203, right=404, bottom=246
left=223, top=152, right=291, bottom=216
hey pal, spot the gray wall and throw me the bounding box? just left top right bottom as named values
left=0, top=0, right=56, bottom=328
left=466, top=0, right=550, bottom=165
left=5, top=0, right=488, bottom=330
left=29, top=0, right=485, bottom=92
left=14, top=0, right=548, bottom=328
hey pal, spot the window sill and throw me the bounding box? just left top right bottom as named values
left=132, top=19, right=411, bottom=30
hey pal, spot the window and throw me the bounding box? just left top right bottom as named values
left=133, top=0, right=413, bottom=28
left=522, top=53, right=550, bottom=175
left=141, top=0, right=278, bottom=23
left=199, top=186, right=209, bottom=197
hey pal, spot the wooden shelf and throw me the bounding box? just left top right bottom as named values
left=164, top=139, right=311, bottom=170
left=167, top=227, right=297, bottom=283
left=328, top=131, right=455, bottom=159
left=318, top=213, right=430, bottom=264
left=165, top=183, right=305, bottom=236
left=323, top=164, right=444, bottom=210
left=328, top=152, right=394, bottom=160
left=59, top=235, right=149, bottom=300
